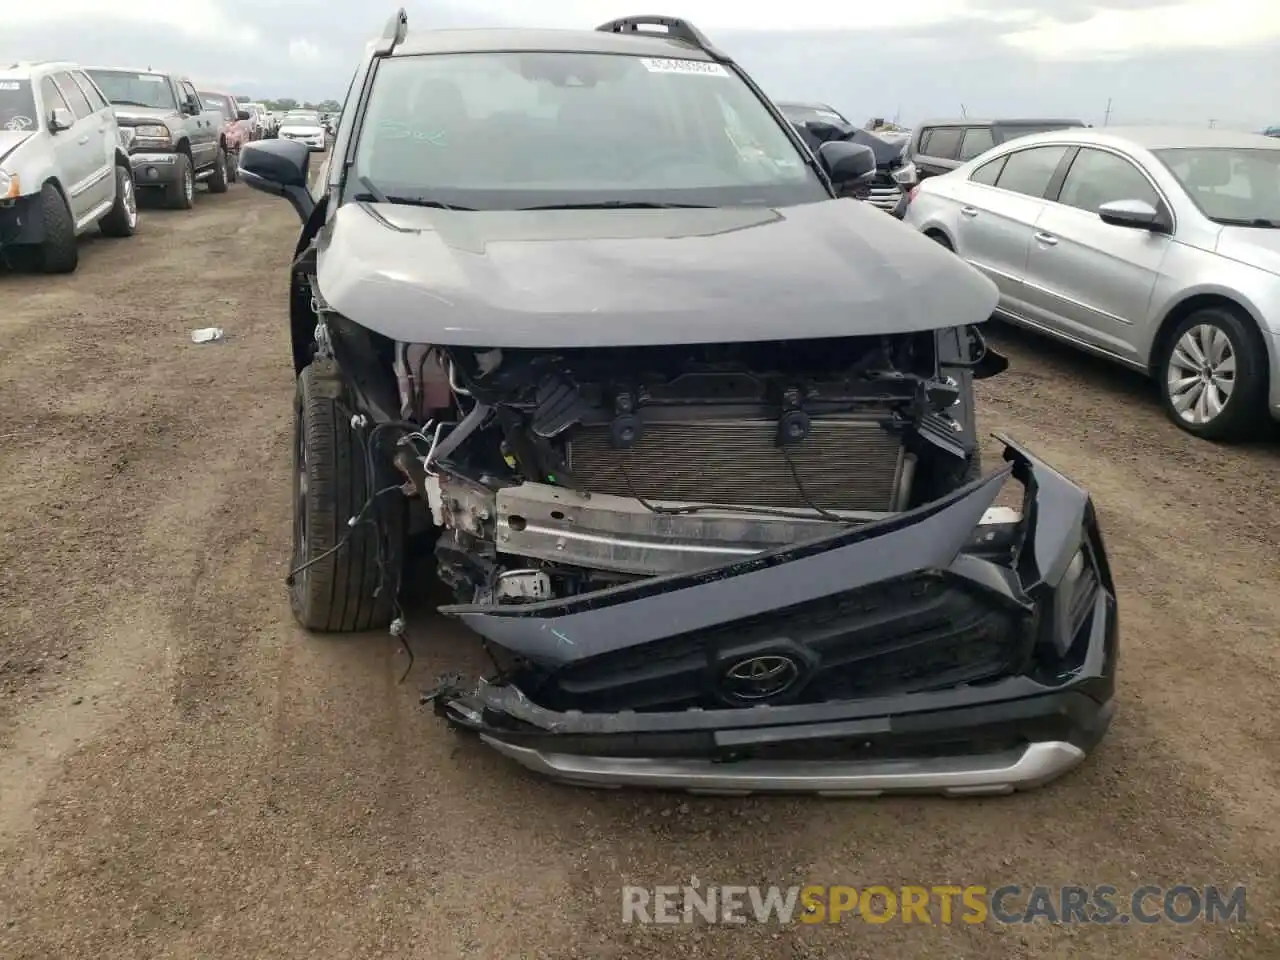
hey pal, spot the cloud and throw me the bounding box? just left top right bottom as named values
left=1000, top=0, right=1280, bottom=58
left=0, top=0, right=1276, bottom=126
left=288, top=38, right=322, bottom=64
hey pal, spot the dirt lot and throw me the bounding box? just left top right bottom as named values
left=1, top=178, right=1279, bottom=960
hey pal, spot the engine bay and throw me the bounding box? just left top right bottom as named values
left=324, top=317, right=986, bottom=606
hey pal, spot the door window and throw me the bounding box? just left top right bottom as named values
left=958, top=126, right=996, bottom=161
left=71, top=71, right=108, bottom=112
left=923, top=126, right=963, bottom=160
left=39, top=76, right=69, bottom=115
left=994, top=145, right=1069, bottom=198
left=180, top=82, right=201, bottom=110
left=969, top=155, right=1007, bottom=186
left=1057, top=147, right=1160, bottom=213
left=53, top=72, right=93, bottom=120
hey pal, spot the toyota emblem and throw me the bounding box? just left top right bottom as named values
left=721, top=654, right=801, bottom=702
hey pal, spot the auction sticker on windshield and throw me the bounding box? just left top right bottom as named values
left=0, top=82, right=21, bottom=91
left=136, top=74, right=164, bottom=82
left=638, top=58, right=729, bottom=77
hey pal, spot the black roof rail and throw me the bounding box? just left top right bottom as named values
left=375, top=7, right=408, bottom=55
left=595, top=15, right=730, bottom=60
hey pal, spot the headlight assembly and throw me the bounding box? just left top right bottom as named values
left=134, top=125, right=170, bottom=140
left=0, top=170, right=18, bottom=199
left=891, top=161, right=918, bottom=186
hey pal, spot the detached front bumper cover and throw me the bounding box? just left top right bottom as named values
left=433, top=436, right=1119, bottom=797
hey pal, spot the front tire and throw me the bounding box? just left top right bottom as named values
left=1157, top=307, right=1267, bottom=441
left=37, top=183, right=78, bottom=274
left=291, top=361, right=406, bottom=632
left=164, top=154, right=195, bottom=209
left=98, top=165, right=138, bottom=238
left=207, top=146, right=229, bottom=194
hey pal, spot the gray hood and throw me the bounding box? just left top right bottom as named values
left=316, top=198, right=999, bottom=348
left=0, top=131, right=33, bottom=164
left=113, top=107, right=181, bottom=125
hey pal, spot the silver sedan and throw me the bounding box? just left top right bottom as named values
left=904, top=126, right=1280, bottom=441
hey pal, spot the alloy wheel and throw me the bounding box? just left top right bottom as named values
left=1166, top=323, right=1236, bottom=425
left=122, top=174, right=137, bottom=228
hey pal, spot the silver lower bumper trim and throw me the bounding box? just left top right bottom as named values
left=478, top=738, right=1087, bottom=797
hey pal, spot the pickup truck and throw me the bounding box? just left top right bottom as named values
left=198, top=88, right=252, bottom=182
left=84, top=66, right=229, bottom=209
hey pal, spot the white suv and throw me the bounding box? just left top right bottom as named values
left=0, top=61, right=138, bottom=273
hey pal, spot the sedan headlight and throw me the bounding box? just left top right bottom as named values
left=0, top=170, right=18, bottom=199
left=890, top=161, right=918, bottom=186
left=133, top=125, right=170, bottom=140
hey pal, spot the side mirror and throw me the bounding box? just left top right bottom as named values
left=182, top=96, right=200, bottom=116
left=237, top=109, right=251, bottom=121
left=818, top=140, right=877, bottom=187
left=239, top=139, right=315, bottom=223
left=1098, top=198, right=1167, bottom=232
left=48, top=107, right=74, bottom=133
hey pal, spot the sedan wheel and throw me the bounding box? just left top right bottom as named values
left=1158, top=307, right=1266, bottom=441
left=1167, top=324, right=1235, bottom=425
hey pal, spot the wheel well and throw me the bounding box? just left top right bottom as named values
left=176, top=138, right=191, bottom=157
left=41, top=177, right=67, bottom=202
left=924, top=228, right=954, bottom=249
left=1149, top=294, right=1266, bottom=378
left=113, top=148, right=130, bottom=169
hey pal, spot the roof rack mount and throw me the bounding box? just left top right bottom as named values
left=594, top=14, right=729, bottom=60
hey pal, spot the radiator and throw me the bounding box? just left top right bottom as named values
left=566, top=417, right=906, bottom=513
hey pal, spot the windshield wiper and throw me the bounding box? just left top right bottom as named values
left=352, top=177, right=472, bottom=210
left=110, top=99, right=157, bottom=108
left=518, top=201, right=713, bottom=210
left=1214, top=217, right=1280, bottom=228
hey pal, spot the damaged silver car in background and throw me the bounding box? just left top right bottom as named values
left=238, top=10, right=1119, bottom=796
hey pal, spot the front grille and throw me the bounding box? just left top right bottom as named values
left=566, top=417, right=905, bottom=513
left=545, top=574, right=1031, bottom=712
left=865, top=181, right=904, bottom=211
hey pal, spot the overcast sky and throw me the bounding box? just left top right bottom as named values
left=5, top=0, right=1278, bottom=127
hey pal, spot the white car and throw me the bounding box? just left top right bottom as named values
left=905, top=126, right=1280, bottom=440
left=0, top=61, right=138, bottom=273
left=277, top=111, right=326, bottom=151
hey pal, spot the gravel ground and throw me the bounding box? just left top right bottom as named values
left=1, top=178, right=1279, bottom=959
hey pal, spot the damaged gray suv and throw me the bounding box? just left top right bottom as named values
left=239, top=11, right=1119, bottom=796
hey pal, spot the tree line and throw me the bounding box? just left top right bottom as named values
left=235, top=98, right=343, bottom=114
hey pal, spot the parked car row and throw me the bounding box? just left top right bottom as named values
left=1, top=61, right=139, bottom=272
left=0, top=59, right=305, bottom=274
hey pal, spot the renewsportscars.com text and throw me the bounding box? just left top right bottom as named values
left=621, top=883, right=1247, bottom=926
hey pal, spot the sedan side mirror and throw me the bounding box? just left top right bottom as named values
left=1098, top=198, right=1167, bottom=232
left=48, top=107, right=74, bottom=133
left=818, top=140, right=877, bottom=187
left=237, top=109, right=251, bottom=121
left=239, top=139, right=315, bottom=223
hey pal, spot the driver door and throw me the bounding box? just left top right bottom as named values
left=180, top=81, right=218, bottom=170
left=40, top=76, right=98, bottom=222
left=1021, top=147, right=1172, bottom=363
